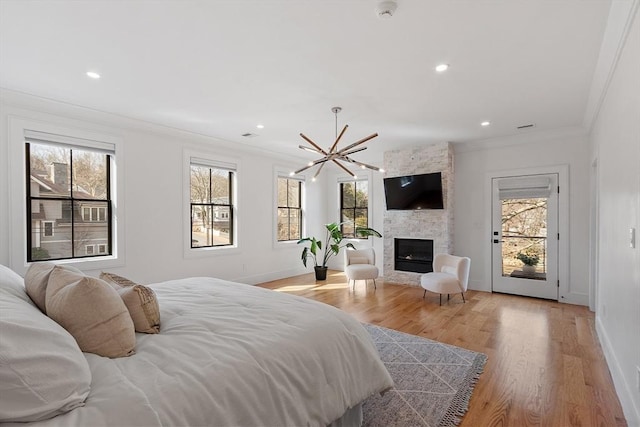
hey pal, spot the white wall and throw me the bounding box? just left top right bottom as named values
left=453, top=128, right=591, bottom=305
left=590, top=4, right=640, bottom=425
left=0, top=90, right=322, bottom=284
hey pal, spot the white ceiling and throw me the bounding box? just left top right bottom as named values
left=0, top=0, right=613, bottom=164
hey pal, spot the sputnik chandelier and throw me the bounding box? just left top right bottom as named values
left=290, top=107, right=385, bottom=181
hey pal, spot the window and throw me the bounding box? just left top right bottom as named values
left=277, top=177, right=303, bottom=241
left=26, top=138, right=112, bottom=262
left=42, top=221, right=54, bottom=237
left=190, top=162, right=235, bottom=248
left=340, top=180, right=369, bottom=238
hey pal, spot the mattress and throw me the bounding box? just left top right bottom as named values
left=6, top=276, right=393, bottom=426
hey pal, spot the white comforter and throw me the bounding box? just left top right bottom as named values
left=12, top=277, right=393, bottom=427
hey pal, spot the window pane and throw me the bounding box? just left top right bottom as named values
left=341, top=210, right=355, bottom=237
left=72, top=149, right=108, bottom=200
left=211, top=169, right=230, bottom=204
left=355, top=181, right=368, bottom=207
left=289, top=209, right=301, bottom=240
left=30, top=200, right=72, bottom=260
left=341, top=182, right=355, bottom=208
left=288, top=180, right=300, bottom=208
left=212, top=206, right=231, bottom=245
left=277, top=178, right=287, bottom=206
left=355, top=208, right=368, bottom=228
left=29, top=143, right=71, bottom=197
left=191, top=205, right=210, bottom=247
left=190, top=165, right=211, bottom=203
left=277, top=208, right=289, bottom=241
left=73, top=201, right=109, bottom=257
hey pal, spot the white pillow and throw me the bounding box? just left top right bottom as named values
left=0, top=264, right=92, bottom=422
left=441, top=265, right=458, bottom=277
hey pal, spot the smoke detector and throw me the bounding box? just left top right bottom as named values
left=376, top=0, right=397, bottom=19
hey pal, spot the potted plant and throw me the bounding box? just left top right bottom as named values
left=516, top=251, right=539, bottom=275
left=298, top=222, right=382, bottom=280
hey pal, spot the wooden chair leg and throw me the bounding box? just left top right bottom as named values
left=461, top=292, right=466, bottom=303
left=423, top=289, right=426, bottom=299
left=373, top=279, right=376, bottom=289
left=439, top=294, right=442, bottom=306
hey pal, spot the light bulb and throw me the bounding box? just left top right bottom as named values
left=312, top=177, right=316, bottom=182
left=289, top=172, right=295, bottom=176
left=378, top=168, right=385, bottom=173
left=308, top=161, right=314, bottom=166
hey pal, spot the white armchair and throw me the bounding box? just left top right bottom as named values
left=420, top=253, right=471, bottom=305
left=344, top=248, right=379, bottom=291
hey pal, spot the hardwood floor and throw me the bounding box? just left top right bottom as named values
left=259, top=271, right=627, bottom=427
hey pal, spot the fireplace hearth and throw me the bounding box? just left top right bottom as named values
left=394, top=238, right=434, bottom=273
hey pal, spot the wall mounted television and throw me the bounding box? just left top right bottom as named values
left=383, top=172, right=444, bottom=210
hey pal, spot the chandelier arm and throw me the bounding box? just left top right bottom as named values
left=298, top=145, right=323, bottom=154
left=340, top=146, right=367, bottom=156
left=343, top=156, right=383, bottom=171
left=332, top=159, right=356, bottom=177
left=337, top=133, right=378, bottom=154
left=294, top=164, right=315, bottom=174
left=313, top=161, right=327, bottom=179
left=329, top=124, right=349, bottom=153
left=300, top=133, right=328, bottom=155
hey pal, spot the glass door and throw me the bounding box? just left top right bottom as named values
left=491, top=174, right=558, bottom=300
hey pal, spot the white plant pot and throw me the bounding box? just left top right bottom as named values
left=522, top=264, right=536, bottom=274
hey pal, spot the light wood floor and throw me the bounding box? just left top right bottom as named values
left=259, top=271, right=627, bottom=427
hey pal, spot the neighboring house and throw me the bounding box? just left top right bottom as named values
left=29, top=163, right=109, bottom=260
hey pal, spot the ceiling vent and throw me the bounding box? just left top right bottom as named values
left=517, top=123, right=536, bottom=130
left=241, top=133, right=258, bottom=138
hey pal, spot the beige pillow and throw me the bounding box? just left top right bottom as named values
left=46, top=266, right=136, bottom=358
left=349, top=256, right=370, bottom=265
left=100, top=272, right=160, bottom=334
left=24, top=262, right=81, bottom=314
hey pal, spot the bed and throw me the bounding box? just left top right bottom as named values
left=0, top=265, right=393, bottom=426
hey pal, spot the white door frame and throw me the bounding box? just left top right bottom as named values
left=484, top=165, right=571, bottom=302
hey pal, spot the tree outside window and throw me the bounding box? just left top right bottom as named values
left=340, top=180, right=368, bottom=238
left=277, top=177, right=302, bottom=241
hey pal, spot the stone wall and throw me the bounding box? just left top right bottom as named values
left=383, top=143, right=454, bottom=286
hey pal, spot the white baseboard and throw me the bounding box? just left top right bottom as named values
left=468, top=279, right=490, bottom=292
left=233, top=267, right=310, bottom=285
left=596, top=316, right=640, bottom=427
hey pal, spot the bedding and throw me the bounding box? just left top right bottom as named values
left=1, top=273, right=393, bottom=426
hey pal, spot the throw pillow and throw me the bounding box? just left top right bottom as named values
left=24, top=262, right=82, bottom=314
left=0, top=264, right=91, bottom=422
left=46, top=266, right=136, bottom=358
left=100, top=272, right=161, bottom=334
left=349, top=256, right=370, bottom=265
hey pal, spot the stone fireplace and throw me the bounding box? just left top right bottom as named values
left=383, top=143, right=454, bottom=286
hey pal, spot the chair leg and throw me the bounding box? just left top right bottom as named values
left=423, top=289, right=426, bottom=299
left=447, top=294, right=450, bottom=301
left=373, top=279, right=376, bottom=289
left=439, top=294, right=442, bottom=306
left=461, top=292, right=466, bottom=303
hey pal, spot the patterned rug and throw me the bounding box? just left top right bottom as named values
left=362, top=324, right=488, bottom=427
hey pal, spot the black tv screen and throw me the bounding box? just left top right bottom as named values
left=383, top=172, right=444, bottom=210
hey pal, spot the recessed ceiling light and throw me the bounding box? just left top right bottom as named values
left=481, top=121, right=491, bottom=127
left=86, top=71, right=101, bottom=79
left=256, top=124, right=264, bottom=129
left=435, top=64, right=449, bottom=73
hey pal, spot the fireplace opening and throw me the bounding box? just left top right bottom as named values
left=394, top=238, right=434, bottom=273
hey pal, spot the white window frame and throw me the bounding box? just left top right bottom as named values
left=337, top=172, right=373, bottom=240
left=273, top=167, right=305, bottom=248
left=183, top=148, right=240, bottom=258
left=8, top=117, right=125, bottom=274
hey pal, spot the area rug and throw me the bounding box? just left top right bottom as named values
left=362, top=324, right=488, bottom=427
